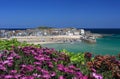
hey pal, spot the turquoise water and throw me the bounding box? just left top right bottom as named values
left=42, top=34, right=120, bottom=55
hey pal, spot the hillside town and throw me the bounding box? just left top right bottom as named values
left=0, top=27, right=102, bottom=44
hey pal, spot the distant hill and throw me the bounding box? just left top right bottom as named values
left=37, top=26, right=54, bottom=29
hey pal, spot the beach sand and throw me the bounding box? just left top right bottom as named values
left=8, top=35, right=82, bottom=44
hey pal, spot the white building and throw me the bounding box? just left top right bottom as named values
left=66, top=31, right=74, bottom=36
left=74, top=31, right=80, bottom=35
left=80, top=29, right=85, bottom=35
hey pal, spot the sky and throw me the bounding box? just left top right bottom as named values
left=0, top=0, right=120, bottom=28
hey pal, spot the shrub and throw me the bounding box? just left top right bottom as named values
left=0, top=46, right=90, bottom=79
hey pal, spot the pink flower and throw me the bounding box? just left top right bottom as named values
left=72, top=77, right=77, bottom=79
left=48, top=62, right=54, bottom=68
left=42, top=74, right=51, bottom=79
left=92, top=72, right=103, bottom=79
left=75, top=72, right=83, bottom=77
left=0, top=65, right=6, bottom=71
left=53, top=58, right=58, bottom=62
left=63, top=67, right=70, bottom=73
left=41, top=69, right=49, bottom=74
left=26, top=65, right=34, bottom=72
left=21, top=64, right=26, bottom=68
left=0, top=53, right=2, bottom=58
left=34, top=62, right=42, bottom=65
left=15, top=55, right=21, bottom=59
left=68, top=69, right=74, bottom=74
left=14, top=74, right=21, bottom=78
left=4, top=75, right=13, bottom=79
left=58, top=66, right=64, bottom=71
left=34, top=56, right=45, bottom=61
left=82, top=76, right=88, bottom=79
left=3, top=60, right=10, bottom=65
left=10, top=70, right=17, bottom=74
left=59, top=76, right=65, bottom=79
left=68, top=65, right=76, bottom=69
left=91, top=68, right=96, bottom=72
left=36, top=66, right=41, bottom=71
left=7, top=56, right=13, bottom=60
left=7, top=62, right=13, bottom=67
left=57, top=64, right=64, bottom=71
left=33, top=73, right=41, bottom=78
left=21, top=76, right=35, bottom=79
left=50, top=72, right=56, bottom=77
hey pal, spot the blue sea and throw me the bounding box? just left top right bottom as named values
left=43, top=29, right=120, bottom=55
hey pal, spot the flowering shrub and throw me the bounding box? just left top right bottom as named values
left=0, top=46, right=90, bottom=79
left=87, top=55, right=120, bottom=79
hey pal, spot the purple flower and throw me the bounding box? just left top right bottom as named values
left=36, top=66, right=41, bottom=71
left=33, top=73, right=41, bottom=78
left=82, top=76, right=88, bottom=79
left=33, top=73, right=38, bottom=77
left=31, top=52, right=37, bottom=56
left=0, top=74, right=4, bottom=79
left=72, top=77, right=77, bottom=79
left=3, top=60, right=10, bottom=65
left=7, top=56, right=13, bottom=60
left=92, top=72, right=103, bottom=79
left=21, top=76, right=35, bottom=79
left=10, top=70, right=17, bottom=74
left=34, top=62, right=42, bottom=65
left=26, top=65, right=34, bottom=72
left=91, top=68, right=96, bottom=72
left=68, top=65, right=76, bottom=69
left=45, top=57, right=51, bottom=61
left=59, top=76, right=65, bottom=79
left=50, top=72, right=56, bottom=77
left=53, top=58, right=58, bottom=62
left=57, top=65, right=64, bottom=71
left=42, top=74, right=51, bottom=79
left=21, top=64, right=26, bottom=68
left=63, top=67, right=70, bottom=73
left=34, top=56, right=45, bottom=61
left=13, top=74, right=21, bottom=78
left=47, top=62, right=54, bottom=68
left=67, top=69, right=74, bottom=74
left=41, top=69, right=49, bottom=74
left=21, top=64, right=34, bottom=72
left=7, top=62, right=13, bottom=67
left=0, top=65, right=7, bottom=71
left=4, top=75, right=13, bottom=79
left=15, top=55, right=21, bottom=59
left=75, top=72, right=83, bottom=78
left=0, top=53, right=3, bottom=58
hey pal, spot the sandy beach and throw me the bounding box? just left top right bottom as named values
left=8, top=35, right=82, bottom=44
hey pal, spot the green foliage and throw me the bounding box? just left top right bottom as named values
left=60, top=49, right=85, bottom=65
left=60, top=49, right=90, bottom=75
left=0, top=39, right=41, bottom=50
left=37, top=26, right=53, bottom=29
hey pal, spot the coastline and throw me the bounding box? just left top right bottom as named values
left=0, top=33, right=106, bottom=44
left=7, top=35, right=83, bottom=44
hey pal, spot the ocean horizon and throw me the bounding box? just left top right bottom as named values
left=1, top=28, right=120, bottom=34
